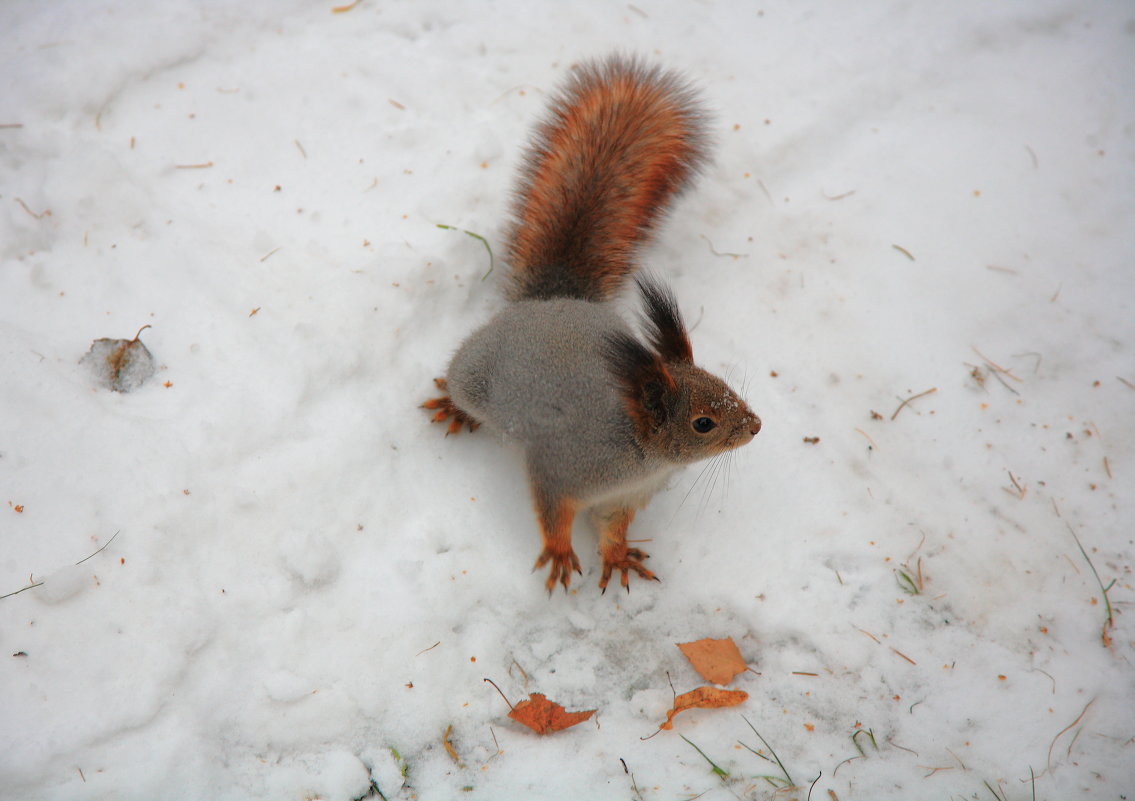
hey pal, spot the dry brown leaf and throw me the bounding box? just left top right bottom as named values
left=677, top=637, right=748, bottom=685
left=660, top=686, right=748, bottom=730
left=508, top=693, right=595, bottom=735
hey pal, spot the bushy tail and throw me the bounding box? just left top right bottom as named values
left=505, top=55, right=709, bottom=302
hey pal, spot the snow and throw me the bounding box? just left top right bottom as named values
left=1, top=1, right=1132, bottom=799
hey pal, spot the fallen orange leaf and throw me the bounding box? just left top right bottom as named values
left=508, top=693, right=595, bottom=735
left=660, top=686, right=748, bottom=730
left=676, top=637, right=748, bottom=685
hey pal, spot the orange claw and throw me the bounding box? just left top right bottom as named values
left=534, top=546, right=582, bottom=595
left=598, top=547, right=659, bottom=594
left=421, top=378, right=480, bottom=435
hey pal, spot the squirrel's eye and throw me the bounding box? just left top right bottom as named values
left=691, top=416, right=717, bottom=434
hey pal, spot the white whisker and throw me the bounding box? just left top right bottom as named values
left=676, top=457, right=719, bottom=518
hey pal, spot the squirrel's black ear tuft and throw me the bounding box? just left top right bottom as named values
left=603, top=330, right=677, bottom=433
left=636, top=275, right=693, bottom=364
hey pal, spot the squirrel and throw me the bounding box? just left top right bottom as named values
left=423, top=55, right=761, bottom=594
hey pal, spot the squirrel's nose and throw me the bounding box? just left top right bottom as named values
left=749, top=416, right=761, bottom=438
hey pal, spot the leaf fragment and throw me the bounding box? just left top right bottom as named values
left=676, top=637, right=748, bottom=685
left=443, top=724, right=460, bottom=764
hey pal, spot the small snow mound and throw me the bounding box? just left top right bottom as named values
left=34, top=562, right=91, bottom=604
left=279, top=529, right=341, bottom=588
left=263, top=669, right=313, bottom=703
left=264, top=750, right=370, bottom=801
left=360, top=746, right=406, bottom=800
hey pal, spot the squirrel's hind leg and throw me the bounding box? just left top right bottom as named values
left=530, top=487, right=581, bottom=595
left=593, top=506, right=659, bottom=593
left=421, top=377, right=480, bottom=435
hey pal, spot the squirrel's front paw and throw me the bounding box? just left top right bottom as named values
left=534, top=546, right=582, bottom=595
left=598, top=546, right=659, bottom=594
left=422, top=378, right=480, bottom=435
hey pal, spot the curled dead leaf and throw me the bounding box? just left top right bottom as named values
left=660, top=686, right=748, bottom=731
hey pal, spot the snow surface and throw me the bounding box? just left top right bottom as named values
left=2, top=1, right=1133, bottom=799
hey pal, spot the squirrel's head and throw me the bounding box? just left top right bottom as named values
left=604, top=277, right=761, bottom=463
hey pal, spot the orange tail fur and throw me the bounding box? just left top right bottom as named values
left=506, top=55, right=709, bottom=302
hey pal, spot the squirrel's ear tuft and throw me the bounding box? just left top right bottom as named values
left=603, top=331, right=678, bottom=432
left=636, top=276, right=693, bottom=364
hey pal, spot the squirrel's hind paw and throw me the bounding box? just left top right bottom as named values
left=534, top=547, right=582, bottom=595
left=599, top=547, right=659, bottom=594
left=421, top=380, right=480, bottom=435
